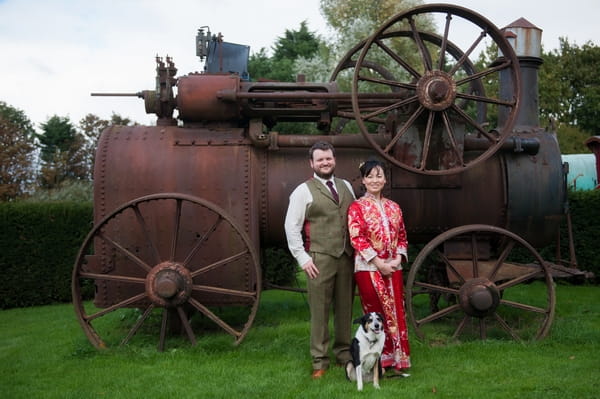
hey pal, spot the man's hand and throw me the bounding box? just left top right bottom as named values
left=302, top=260, right=320, bottom=279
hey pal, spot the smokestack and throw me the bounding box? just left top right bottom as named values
left=498, top=18, right=543, bottom=130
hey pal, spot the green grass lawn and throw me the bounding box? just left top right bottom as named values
left=1, top=283, right=599, bottom=399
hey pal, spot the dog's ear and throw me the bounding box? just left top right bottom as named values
left=353, top=316, right=363, bottom=325
left=377, top=312, right=385, bottom=322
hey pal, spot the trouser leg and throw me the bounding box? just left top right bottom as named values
left=332, top=253, right=354, bottom=364
left=307, top=252, right=335, bottom=370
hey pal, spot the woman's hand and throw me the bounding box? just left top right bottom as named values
left=373, top=257, right=395, bottom=276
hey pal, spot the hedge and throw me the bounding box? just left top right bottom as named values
left=0, top=202, right=92, bottom=308
left=0, top=190, right=598, bottom=309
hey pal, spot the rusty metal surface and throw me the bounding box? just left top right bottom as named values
left=92, top=125, right=262, bottom=309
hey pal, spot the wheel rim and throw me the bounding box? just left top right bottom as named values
left=351, top=4, right=521, bottom=175
left=406, top=224, right=555, bottom=342
left=72, top=193, right=261, bottom=350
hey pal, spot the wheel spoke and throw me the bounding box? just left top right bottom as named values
left=418, top=111, right=435, bottom=171
left=436, top=249, right=466, bottom=284
left=85, top=292, right=147, bottom=321
left=452, top=315, right=469, bottom=339
left=188, top=297, right=241, bottom=338
left=416, top=303, right=461, bottom=325
left=493, top=312, right=521, bottom=340
left=190, top=249, right=250, bottom=278
left=449, top=103, right=499, bottom=142
left=382, top=104, right=424, bottom=153
left=97, top=231, right=153, bottom=273
left=499, top=298, right=549, bottom=314
left=455, top=92, right=516, bottom=107
left=78, top=272, right=146, bottom=285
left=455, top=60, right=512, bottom=86
left=121, top=304, right=155, bottom=346
left=158, top=309, right=168, bottom=351
left=182, top=216, right=223, bottom=268
left=437, top=13, right=452, bottom=70
left=193, top=284, right=257, bottom=299
left=479, top=318, right=486, bottom=339
left=413, top=281, right=459, bottom=296
left=170, top=198, right=183, bottom=261
left=374, top=39, right=421, bottom=79
left=177, top=306, right=197, bottom=346
left=497, top=268, right=544, bottom=290
left=409, top=17, right=432, bottom=71
left=358, top=74, right=416, bottom=91
left=448, top=29, right=487, bottom=76
left=488, top=240, right=516, bottom=281
left=358, top=94, right=419, bottom=122
left=132, top=204, right=161, bottom=265
left=440, top=110, right=464, bottom=166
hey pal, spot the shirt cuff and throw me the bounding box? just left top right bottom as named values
left=361, top=247, right=378, bottom=262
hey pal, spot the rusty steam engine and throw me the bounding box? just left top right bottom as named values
left=73, top=4, right=580, bottom=350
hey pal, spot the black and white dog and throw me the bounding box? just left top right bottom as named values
left=345, top=312, right=385, bottom=391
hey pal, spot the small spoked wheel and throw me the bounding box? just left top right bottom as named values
left=72, top=193, right=261, bottom=350
left=406, top=225, right=555, bottom=342
left=351, top=4, right=521, bottom=175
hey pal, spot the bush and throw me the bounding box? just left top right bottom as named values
left=0, top=201, right=92, bottom=308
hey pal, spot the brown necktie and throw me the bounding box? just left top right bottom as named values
left=326, top=181, right=339, bottom=203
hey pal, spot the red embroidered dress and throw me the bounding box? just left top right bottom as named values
left=348, top=193, right=411, bottom=370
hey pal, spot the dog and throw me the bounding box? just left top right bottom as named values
left=345, top=312, right=385, bottom=391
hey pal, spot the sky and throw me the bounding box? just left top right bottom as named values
left=1, top=0, right=598, bottom=129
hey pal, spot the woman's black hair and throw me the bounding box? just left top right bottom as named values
left=359, top=159, right=385, bottom=178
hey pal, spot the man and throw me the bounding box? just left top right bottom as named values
left=284, top=141, right=356, bottom=379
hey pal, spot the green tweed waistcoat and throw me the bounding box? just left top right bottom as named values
left=304, top=177, right=353, bottom=258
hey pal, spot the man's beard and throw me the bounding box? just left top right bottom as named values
left=314, top=170, right=333, bottom=179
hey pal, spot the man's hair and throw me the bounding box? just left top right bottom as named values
left=308, top=141, right=335, bottom=160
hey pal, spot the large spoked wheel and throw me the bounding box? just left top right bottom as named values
left=72, top=193, right=261, bottom=350
left=351, top=4, right=521, bottom=175
left=331, top=30, right=486, bottom=134
left=406, top=225, right=555, bottom=342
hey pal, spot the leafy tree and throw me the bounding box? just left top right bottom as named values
left=248, top=48, right=273, bottom=81
left=78, top=113, right=133, bottom=180
left=248, top=21, right=322, bottom=82
left=540, top=39, right=600, bottom=136
left=0, top=102, right=37, bottom=200
left=36, top=115, right=88, bottom=188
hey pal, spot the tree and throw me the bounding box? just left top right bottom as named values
left=0, top=102, right=37, bottom=200
left=78, top=113, right=134, bottom=181
left=540, top=38, right=600, bottom=136
left=248, top=21, right=323, bottom=82
left=36, top=115, right=88, bottom=188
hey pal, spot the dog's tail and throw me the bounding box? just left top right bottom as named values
left=345, top=361, right=357, bottom=382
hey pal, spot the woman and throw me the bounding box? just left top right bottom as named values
left=347, top=159, right=411, bottom=374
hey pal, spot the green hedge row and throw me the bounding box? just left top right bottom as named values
left=0, top=190, right=598, bottom=309
left=0, top=202, right=92, bottom=308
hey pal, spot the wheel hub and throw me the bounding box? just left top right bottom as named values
left=417, top=70, right=457, bottom=111
left=146, top=262, right=193, bottom=307
left=458, top=277, right=500, bottom=317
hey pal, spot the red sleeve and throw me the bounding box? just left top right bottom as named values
left=348, top=200, right=375, bottom=257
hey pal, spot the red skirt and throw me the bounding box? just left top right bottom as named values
left=355, top=270, right=411, bottom=370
